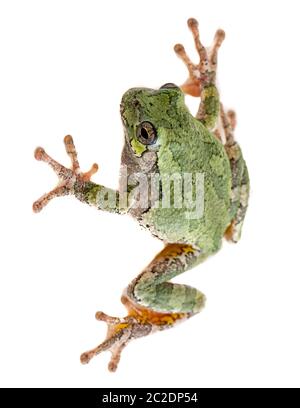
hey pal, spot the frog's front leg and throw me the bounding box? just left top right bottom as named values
left=33, top=135, right=123, bottom=214
left=81, top=244, right=207, bottom=372
left=174, top=18, right=225, bottom=130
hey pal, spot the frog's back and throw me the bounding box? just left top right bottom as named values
left=141, top=117, right=232, bottom=254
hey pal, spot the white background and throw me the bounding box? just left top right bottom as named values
left=0, top=0, right=299, bottom=388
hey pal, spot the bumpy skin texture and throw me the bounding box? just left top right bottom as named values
left=33, top=18, right=249, bottom=372
left=121, top=87, right=232, bottom=254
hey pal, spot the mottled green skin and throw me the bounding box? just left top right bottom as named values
left=121, top=86, right=232, bottom=255
left=225, top=142, right=250, bottom=242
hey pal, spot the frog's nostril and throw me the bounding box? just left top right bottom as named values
left=160, top=83, right=179, bottom=90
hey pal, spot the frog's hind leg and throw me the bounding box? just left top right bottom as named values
left=81, top=244, right=207, bottom=372
left=220, top=105, right=250, bottom=243
left=174, top=18, right=225, bottom=130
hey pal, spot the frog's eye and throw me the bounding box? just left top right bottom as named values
left=160, top=83, right=180, bottom=90
left=136, top=121, right=157, bottom=145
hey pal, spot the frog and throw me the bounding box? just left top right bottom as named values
left=33, top=18, right=249, bottom=372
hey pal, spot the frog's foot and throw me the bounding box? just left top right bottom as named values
left=219, top=103, right=237, bottom=147
left=174, top=18, right=225, bottom=97
left=80, top=310, right=153, bottom=372
left=80, top=296, right=188, bottom=372
left=33, top=135, right=98, bottom=213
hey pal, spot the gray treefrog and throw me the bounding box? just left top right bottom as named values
left=33, top=18, right=249, bottom=372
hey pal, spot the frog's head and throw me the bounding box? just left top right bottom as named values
left=120, top=83, right=188, bottom=171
